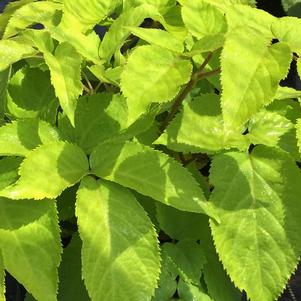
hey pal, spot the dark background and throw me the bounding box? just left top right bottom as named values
left=1, top=0, right=301, bottom=300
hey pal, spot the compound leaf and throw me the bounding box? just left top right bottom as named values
left=90, top=141, right=216, bottom=218
left=121, top=45, right=192, bottom=124
left=210, top=147, right=301, bottom=301
left=0, top=141, right=89, bottom=200
left=0, top=198, right=61, bottom=301
left=0, top=119, right=60, bottom=156
left=76, top=176, right=160, bottom=301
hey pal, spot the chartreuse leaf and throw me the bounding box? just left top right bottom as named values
left=74, top=93, right=128, bottom=154
left=0, top=141, right=89, bottom=200
left=3, top=1, right=62, bottom=39
left=210, top=147, right=301, bottom=301
left=221, top=28, right=291, bottom=132
left=7, top=67, right=58, bottom=119
left=0, top=0, right=34, bottom=36
left=197, top=218, right=241, bottom=301
left=62, top=0, right=120, bottom=31
left=0, top=39, right=37, bottom=71
left=90, top=141, right=216, bottom=218
left=180, top=0, right=227, bottom=50
left=76, top=176, right=160, bottom=301
left=0, top=119, right=60, bottom=156
left=225, top=4, right=275, bottom=37
left=48, top=15, right=102, bottom=64
left=99, top=4, right=160, bottom=62
left=268, top=99, right=301, bottom=123
left=43, top=42, right=83, bottom=126
left=155, top=94, right=249, bottom=153
left=123, top=0, right=175, bottom=13
left=0, top=252, right=4, bottom=301
left=275, top=86, right=301, bottom=100
left=271, top=17, right=301, bottom=53
left=0, top=198, right=61, bottom=301
left=121, top=45, right=192, bottom=124
left=127, top=27, right=184, bottom=52
left=247, top=110, right=293, bottom=147
left=163, top=241, right=206, bottom=285
left=58, top=234, right=89, bottom=300
left=0, top=157, right=23, bottom=190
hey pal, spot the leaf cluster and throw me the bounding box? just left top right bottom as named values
left=1, top=1, right=301, bottom=301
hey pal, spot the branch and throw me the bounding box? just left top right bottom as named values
left=159, top=52, right=220, bottom=134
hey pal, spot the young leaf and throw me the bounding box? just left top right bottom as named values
left=0, top=198, right=61, bottom=301
left=43, top=42, right=83, bottom=126
left=58, top=234, right=89, bottom=301
left=127, top=27, right=184, bottom=52
left=90, top=141, right=216, bottom=218
left=121, top=45, right=192, bottom=124
left=0, top=141, right=89, bottom=200
left=0, top=39, right=37, bottom=71
left=0, top=119, right=60, bottom=156
left=221, top=29, right=291, bottom=131
left=76, top=176, right=160, bottom=301
left=247, top=110, right=293, bottom=147
left=210, top=147, right=301, bottom=301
